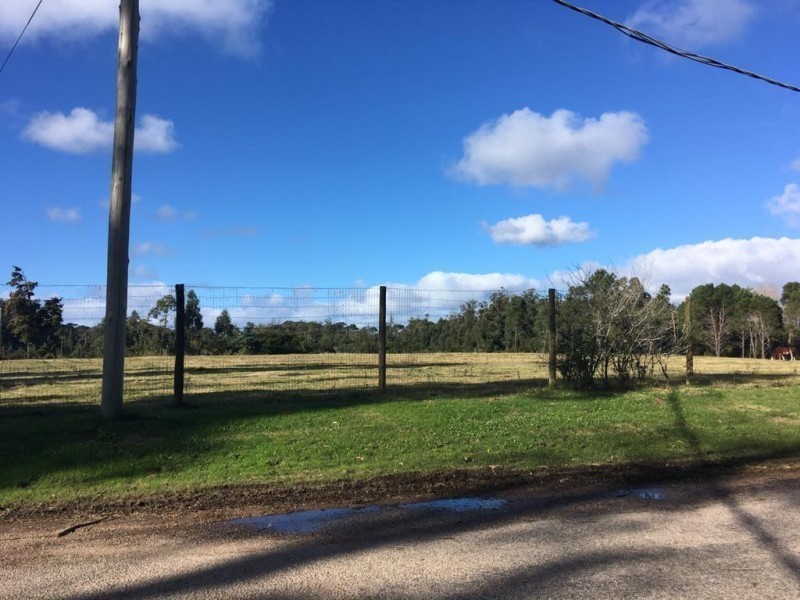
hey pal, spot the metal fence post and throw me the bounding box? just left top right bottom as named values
left=174, top=283, right=185, bottom=406
left=379, top=285, right=387, bottom=392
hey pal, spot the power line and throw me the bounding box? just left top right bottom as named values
left=0, top=0, right=44, bottom=76
left=552, top=0, right=800, bottom=94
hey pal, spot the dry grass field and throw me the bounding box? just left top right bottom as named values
left=2, top=352, right=799, bottom=406
left=2, top=352, right=800, bottom=507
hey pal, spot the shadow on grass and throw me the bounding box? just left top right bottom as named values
left=52, top=449, right=800, bottom=600
left=0, top=368, right=102, bottom=382
left=184, top=361, right=473, bottom=376
left=687, top=372, right=799, bottom=387
left=2, top=375, right=800, bottom=519
left=23, top=393, right=794, bottom=599
left=0, top=378, right=545, bottom=503
left=2, top=363, right=799, bottom=597
left=665, top=390, right=800, bottom=584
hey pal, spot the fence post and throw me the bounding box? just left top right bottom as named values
left=378, top=285, right=387, bottom=392
left=174, top=284, right=185, bottom=406
left=685, top=295, right=693, bottom=385
left=548, top=288, right=557, bottom=388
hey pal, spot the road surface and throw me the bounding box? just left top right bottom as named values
left=2, top=471, right=799, bottom=599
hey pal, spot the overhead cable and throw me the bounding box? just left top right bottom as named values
left=552, top=0, right=800, bottom=94
left=0, top=0, right=44, bottom=76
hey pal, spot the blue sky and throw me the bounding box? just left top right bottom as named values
left=2, top=0, right=800, bottom=303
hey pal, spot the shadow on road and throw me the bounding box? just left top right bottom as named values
left=59, top=453, right=800, bottom=599
left=666, top=390, right=800, bottom=584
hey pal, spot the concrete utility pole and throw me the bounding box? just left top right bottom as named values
left=101, top=0, right=139, bottom=420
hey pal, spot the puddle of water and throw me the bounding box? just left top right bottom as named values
left=232, top=506, right=381, bottom=534
left=400, top=498, right=506, bottom=512
left=231, top=497, right=506, bottom=534
left=615, top=488, right=665, bottom=501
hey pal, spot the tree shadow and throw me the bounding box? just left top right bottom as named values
left=666, top=390, right=800, bottom=583
left=3, top=389, right=800, bottom=597
left=56, top=458, right=800, bottom=600
left=686, top=372, right=799, bottom=387
left=2, top=375, right=800, bottom=511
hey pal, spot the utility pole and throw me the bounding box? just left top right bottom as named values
left=101, top=0, right=139, bottom=420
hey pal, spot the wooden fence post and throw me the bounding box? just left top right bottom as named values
left=685, top=295, right=694, bottom=385
left=174, top=284, right=185, bottom=406
left=548, top=288, right=557, bottom=388
left=379, top=285, right=387, bottom=392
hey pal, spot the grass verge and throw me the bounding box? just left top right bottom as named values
left=2, top=375, right=800, bottom=509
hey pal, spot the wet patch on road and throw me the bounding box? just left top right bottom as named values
left=614, top=488, right=665, bottom=501
left=231, top=497, right=507, bottom=534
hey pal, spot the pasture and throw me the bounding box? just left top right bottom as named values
left=1, top=353, right=799, bottom=509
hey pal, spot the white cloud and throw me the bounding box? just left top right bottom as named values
left=131, top=265, right=157, bottom=280
left=45, top=206, right=81, bottom=223
left=412, top=271, right=541, bottom=292
left=191, top=271, right=544, bottom=329
left=133, top=115, right=179, bottom=153
left=626, top=0, right=756, bottom=49
left=0, top=0, right=272, bottom=58
left=155, top=204, right=198, bottom=221
left=791, top=159, right=800, bottom=172
left=452, top=108, right=647, bottom=190
left=155, top=204, right=178, bottom=221
left=625, top=237, right=800, bottom=298
left=21, top=108, right=178, bottom=154
left=54, top=282, right=172, bottom=325
left=485, top=214, right=595, bottom=247
left=766, top=183, right=800, bottom=226
left=133, top=242, right=173, bottom=257
left=24, top=108, right=111, bottom=154
left=52, top=239, right=800, bottom=326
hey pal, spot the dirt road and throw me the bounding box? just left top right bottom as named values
left=2, top=470, right=799, bottom=599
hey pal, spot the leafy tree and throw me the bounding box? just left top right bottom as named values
left=4, top=266, right=40, bottom=355
left=478, top=290, right=509, bottom=352
left=742, top=292, right=783, bottom=358
left=148, top=294, right=177, bottom=328
left=37, top=296, right=64, bottom=356
left=689, top=283, right=738, bottom=357
left=688, top=284, right=784, bottom=358
left=504, top=290, right=539, bottom=351
left=558, top=269, right=677, bottom=389
left=184, top=290, right=204, bottom=354
left=214, top=309, right=239, bottom=352
left=781, top=282, right=800, bottom=345
left=451, top=299, right=479, bottom=351
left=126, top=310, right=162, bottom=355
left=0, top=297, right=6, bottom=357
left=186, top=290, right=203, bottom=331
left=239, top=322, right=261, bottom=354
left=148, top=294, right=177, bottom=354
left=214, top=309, right=236, bottom=336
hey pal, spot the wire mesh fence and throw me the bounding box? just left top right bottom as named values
left=1, top=283, right=554, bottom=405
left=384, top=287, right=549, bottom=388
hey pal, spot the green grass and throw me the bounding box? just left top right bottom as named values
left=2, top=353, right=800, bottom=507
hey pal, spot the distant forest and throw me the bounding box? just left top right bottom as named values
left=2, top=266, right=799, bottom=360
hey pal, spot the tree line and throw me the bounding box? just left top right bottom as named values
left=2, top=266, right=799, bottom=369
